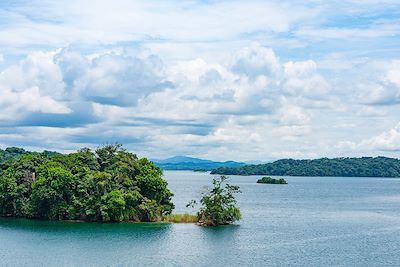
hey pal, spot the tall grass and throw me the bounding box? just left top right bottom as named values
left=162, top=213, right=198, bottom=223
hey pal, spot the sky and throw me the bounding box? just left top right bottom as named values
left=0, top=0, right=400, bottom=161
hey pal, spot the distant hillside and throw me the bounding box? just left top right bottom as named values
left=153, top=156, right=245, bottom=171
left=0, top=147, right=31, bottom=164
left=0, top=147, right=59, bottom=166
left=211, top=157, right=400, bottom=177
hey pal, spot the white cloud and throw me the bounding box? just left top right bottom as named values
left=230, top=43, right=280, bottom=78
left=360, top=60, right=400, bottom=105
left=0, top=0, right=317, bottom=50
left=0, top=86, right=71, bottom=120
left=360, top=124, right=400, bottom=152
left=283, top=60, right=330, bottom=100
left=356, top=106, right=386, bottom=117
left=0, top=50, right=72, bottom=120
left=0, top=50, right=66, bottom=98
left=296, top=23, right=400, bottom=41
left=278, top=104, right=311, bottom=126
left=0, top=40, right=399, bottom=160
left=0, top=47, right=172, bottom=124
left=69, top=50, right=169, bottom=106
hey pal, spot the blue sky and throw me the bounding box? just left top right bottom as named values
left=0, top=0, right=400, bottom=160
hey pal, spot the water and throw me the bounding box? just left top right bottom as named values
left=1, top=171, right=400, bottom=266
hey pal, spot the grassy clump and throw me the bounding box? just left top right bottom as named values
left=257, top=176, right=287, bottom=184
left=162, top=213, right=198, bottom=223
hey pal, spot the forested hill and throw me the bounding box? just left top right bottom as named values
left=0, top=147, right=58, bottom=165
left=210, top=157, right=400, bottom=177
left=0, top=147, right=31, bottom=164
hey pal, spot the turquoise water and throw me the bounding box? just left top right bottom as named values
left=1, top=171, right=400, bottom=266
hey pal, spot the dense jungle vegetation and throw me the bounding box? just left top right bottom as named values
left=0, top=144, right=174, bottom=222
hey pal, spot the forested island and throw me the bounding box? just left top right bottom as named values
left=0, top=145, right=174, bottom=222
left=257, top=177, right=287, bottom=184
left=211, top=157, right=400, bottom=177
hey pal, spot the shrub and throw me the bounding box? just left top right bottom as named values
left=188, top=175, right=241, bottom=226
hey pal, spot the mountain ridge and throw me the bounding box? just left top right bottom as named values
left=152, top=155, right=245, bottom=170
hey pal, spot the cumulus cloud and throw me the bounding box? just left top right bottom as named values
left=62, top=49, right=171, bottom=106
left=336, top=123, right=400, bottom=156
left=360, top=124, right=400, bottom=152
left=230, top=43, right=280, bottom=79
left=0, top=47, right=172, bottom=126
left=0, top=1, right=399, bottom=160
left=0, top=43, right=335, bottom=159
left=0, top=86, right=71, bottom=120
left=359, top=60, right=400, bottom=106
left=0, top=41, right=398, bottom=160
left=283, top=60, right=331, bottom=100
left=0, top=50, right=72, bottom=121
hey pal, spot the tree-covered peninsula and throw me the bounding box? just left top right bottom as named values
left=0, top=144, right=174, bottom=222
left=211, top=157, right=400, bottom=177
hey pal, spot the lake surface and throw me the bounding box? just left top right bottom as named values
left=1, top=171, right=400, bottom=266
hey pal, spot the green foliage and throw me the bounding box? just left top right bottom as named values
left=211, top=157, right=400, bottom=177
left=189, top=176, right=241, bottom=226
left=0, top=147, right=30, bottom=166
left=31, top=161, right=75, bottom=220
left=0, top=144, right=174, bottom=222
left=0, top=147, right=58, bottom=168
left=256, top=176, right=287, bottom=184
left=0, top=174, right=18, bottom=215
left=100, top=190, right=126, bottom=222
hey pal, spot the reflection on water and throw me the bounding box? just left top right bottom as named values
left=1, top=171, right=400, bottom=266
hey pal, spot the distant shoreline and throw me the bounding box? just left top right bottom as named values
left=210, top=157, right=400, bottom=178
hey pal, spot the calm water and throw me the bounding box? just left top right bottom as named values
left=1, top=171, right=400, bottom=266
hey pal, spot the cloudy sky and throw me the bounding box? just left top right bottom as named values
left=0, top=0, right=400, bottom=161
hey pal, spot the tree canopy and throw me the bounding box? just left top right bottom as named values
left=0, top=144, right=174, bottom=222
left=211, top=157, right=400, bottom=177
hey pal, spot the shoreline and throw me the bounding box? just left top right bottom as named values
left=0, top=213, right=198, bottom=224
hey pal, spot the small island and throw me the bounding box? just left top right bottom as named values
left=257, top=176, right=287, bottom=184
